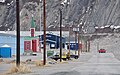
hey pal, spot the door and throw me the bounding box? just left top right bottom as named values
left=32, top=40, right=37, bottom=52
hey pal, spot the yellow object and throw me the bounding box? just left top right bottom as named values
left=67, top=52, right=70, bottom=57
left=58, top=52, right=66, bottom=58
left=62, top=52, right=66, bottom=58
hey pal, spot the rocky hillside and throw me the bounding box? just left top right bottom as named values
left=0, top=0, right=120, bottom=33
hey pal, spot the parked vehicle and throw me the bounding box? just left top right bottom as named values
left=68, top=52, right=79, bottom=59
left=98, top=49, right=106, bottom=53
left=50, top=52, right=79, bottom=61
left=50, top=52, right=67, bottom=61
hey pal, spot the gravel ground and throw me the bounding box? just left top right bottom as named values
left=1, top=34, right=120, bottom=75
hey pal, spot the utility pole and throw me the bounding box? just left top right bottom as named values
left=73, top=27, right=79, bottom=55
left=69, top=26, right=70, bottom=54
left=40, top=0, right=42, bottom=31
left=75, top=32, right=77, bottom=55
left=43, top=0, right=46, bottom=65
left=78, top=33, right=80, bottom=57
left=38, top=35, right=41, bottom=52
left=96, top=32, right=99, bottom=52
left=16, top=0, right=20, bottom=67
left=39, top=0, right=42, bottom=53
left=86, top=39, right=88, bottom=52
left=59, top=8, right=62, bottom=62
left=59, top=0, right=70, bottom=62
left=88, top=37, right=90, bottom=52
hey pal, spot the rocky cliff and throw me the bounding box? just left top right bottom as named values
left=0, top=0, right=120, bottom=33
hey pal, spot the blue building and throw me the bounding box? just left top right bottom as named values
left=40, top=33, right=66, bottom=49
left=66, top=42, right=79, bottom=50
left=0, top=33, right=24, bottom=55
left=66, top=41, right=82, bottom=50
left=70, top=43, right=78, bottom=50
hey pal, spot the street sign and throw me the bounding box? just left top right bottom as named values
left=0, top=0, right=5, bottom=2
left=73, top=27, right=79, bottom=32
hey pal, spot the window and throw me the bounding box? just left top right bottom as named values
left=51, top=44, right=55, bottom=47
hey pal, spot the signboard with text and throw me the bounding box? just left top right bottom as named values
left=24, top=41, right=31, bottom=51
left=31, top=28, right=35, bottom=37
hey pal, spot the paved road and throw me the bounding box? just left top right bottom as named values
left=13, top=52, right=120, bottom=75
left=73, top=53, right=120, bottom=75
left=1, top=52, right=120, bottom=75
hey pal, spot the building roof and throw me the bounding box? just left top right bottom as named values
left=24, top=36, right=38, bottom=40
left=40, top=39, right=56, bottom=43
left=1, top=44, right=11, bottom=47
left=31, top=15, right=35, bottom=28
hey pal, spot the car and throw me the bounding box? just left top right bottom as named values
left=98, top=49, right=106, bottom=53
left=50, top=51, right=79, bottom=61
left=50, top=52, right=67, bottom=61
left=69, top=52, right=79, bottom=59
left=66, top=52, right=79, bottom=59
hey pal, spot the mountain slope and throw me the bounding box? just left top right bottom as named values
left=0, top=0, right=120, bottom=33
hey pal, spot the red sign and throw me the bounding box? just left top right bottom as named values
left=24, top=41, right=31, bottom=51
left=31, top=28, right=35, bottom=37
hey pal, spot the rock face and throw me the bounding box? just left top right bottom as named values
left=0, top=0, right=120, bottom=33
left=0, top=0, right=16, bottom=31
left=85, top=0, right=120, bottom=33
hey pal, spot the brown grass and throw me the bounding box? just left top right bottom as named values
left=18, top=64, right=31, bottom=73
left=6, top=64, right=31, bottom=74
left=4, top=60, right=15, bottom=64
left=0, top=59, right=3, bottom=64
left=0, top=73, right=7, bottom=75
left=6, top=65, right=18, bottom=74
left=0, top=59, right=3, bottom=62
left=35, top=60, right=44, bottom=66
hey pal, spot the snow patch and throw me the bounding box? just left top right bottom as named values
left=1, top=44, right=11, bottom=47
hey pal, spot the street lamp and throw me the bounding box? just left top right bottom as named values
left=59, top=0, right=70, bottom=62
